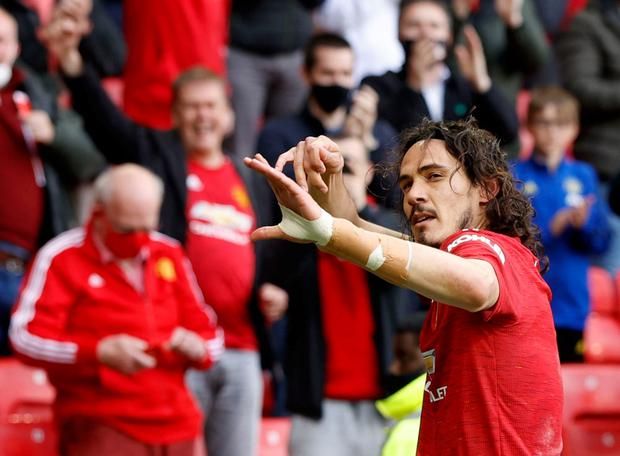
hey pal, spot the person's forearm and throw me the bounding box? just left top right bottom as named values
left=320, top=218, right=498, bottom=311
left=310, top=172, right=407, bottom=238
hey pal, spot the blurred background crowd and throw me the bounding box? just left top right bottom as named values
left=1, top=0, right=620, bottom=455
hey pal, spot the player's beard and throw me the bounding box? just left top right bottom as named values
left=413, top=208, right=473, bottom=249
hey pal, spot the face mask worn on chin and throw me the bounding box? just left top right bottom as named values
left=0, top=63, right=13, bottom=89
left=310, top=84, right=351, bottom=113
left=104, top=229, right=149, bottom=259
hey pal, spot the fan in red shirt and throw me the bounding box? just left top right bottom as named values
left=243, top=117, right=563, bottom=455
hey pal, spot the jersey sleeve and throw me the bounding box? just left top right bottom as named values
left=171, top=246, right=224, bottom=369
left=444, top=232, right=518, bottom=324
left=9, top=244, right=99, bottom=379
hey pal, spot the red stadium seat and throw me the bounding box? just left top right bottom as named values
left=616, top=271, right=620, bottom=313
left=259, top=417, right=291, bottom=456
left=562, top=364, right=620, bottom=456
left=0, top=358, right=58, bottom=456
left=589, top=267, right=617, bottom=316
left=584, top=267, right=620, bottom=363
left=585, top=316, right=620, bottom=363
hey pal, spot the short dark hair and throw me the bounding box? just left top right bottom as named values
left=172, top=66, right=226, bottom=105
left=527, top=86, right=580, bottom=125
left=304, top=33, right=352, bottom=71
left=392, top=117, right=548, bottom=272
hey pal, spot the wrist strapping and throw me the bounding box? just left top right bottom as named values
left=278, top=204, right=334, bottom=246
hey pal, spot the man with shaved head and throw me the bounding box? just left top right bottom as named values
left=10, top=164, right=223, bottom=455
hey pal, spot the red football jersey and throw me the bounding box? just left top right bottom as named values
left=417, top=229, right=563, bottom=455
left=185, top=159, right=257, bottom=351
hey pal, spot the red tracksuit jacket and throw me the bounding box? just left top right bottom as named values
left=9, top=225, right=224, bottom=444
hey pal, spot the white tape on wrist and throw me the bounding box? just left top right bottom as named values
left=278, top=204, right=334, bottom=246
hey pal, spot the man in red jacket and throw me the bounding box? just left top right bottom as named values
left=9, top=164, right=223, bottom=456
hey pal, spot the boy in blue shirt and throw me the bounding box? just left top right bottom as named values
left=513, top=86, right=612, bottom=362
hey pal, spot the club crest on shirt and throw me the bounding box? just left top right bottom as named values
left=232, top=185, right=250, bottom=210
left=422, top=348, right=436, bottom=375
left=156, top=257, right=176, bottom=282
left=523, top=180, right=538, bottom=197
left=564, top=177, right=585, bottom=208
left=563, top=177, right=583, bottom=196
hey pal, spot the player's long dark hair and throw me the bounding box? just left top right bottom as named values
left=391, top=118, right=548, bottom=273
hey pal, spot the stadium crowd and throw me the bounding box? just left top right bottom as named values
left=0, top=0, right=619, bottom=455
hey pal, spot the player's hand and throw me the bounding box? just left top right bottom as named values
left=167, top=327, right=207, bottom=362
left=96, top=334, right=156, bottom=375
left=259, top=283, right=289, bottom=323
left=244, top=154, right=327, bottom=243
left=275, top=135, right=344, bottom=193
left=454, top=25, right=491, bottom=93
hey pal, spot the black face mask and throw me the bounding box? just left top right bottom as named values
left=310, top=84, right=350, bottom=113
left=400, top=39, right=414, bottom=64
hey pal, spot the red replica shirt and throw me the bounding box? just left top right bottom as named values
left=185, top=159, right=257, bottom=350
left=318, top=253, right=381, bottom=400
left=10, top=226, right=223, bottom=444
left=417, top=229, right=563, bottom=456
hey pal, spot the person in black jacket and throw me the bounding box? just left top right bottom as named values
left=271, top=136, right=410, bottom=456
left=362, top=0, right=519, bottom=146
left=45, top=13, right=289, bottom=456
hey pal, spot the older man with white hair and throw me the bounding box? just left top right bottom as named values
left=10, top=164, right=223, bottom=456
